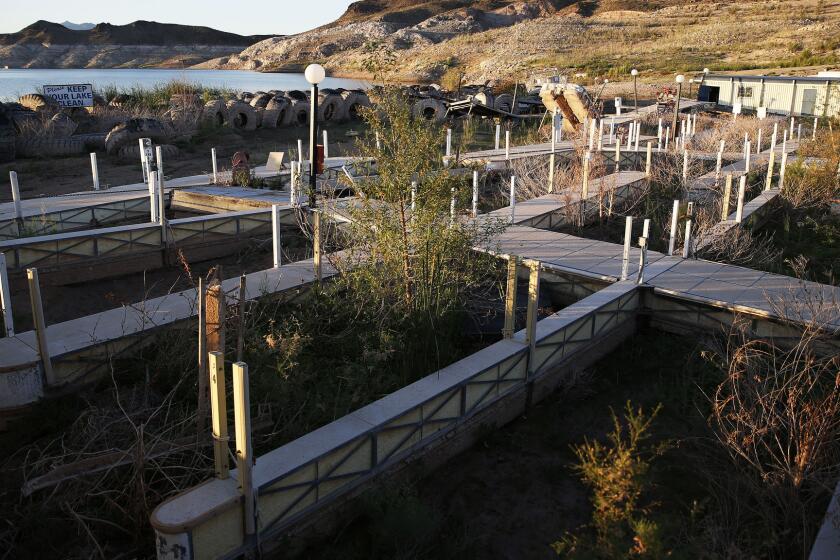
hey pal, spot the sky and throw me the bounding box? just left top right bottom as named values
left=0, top=0, right=356, bottom=36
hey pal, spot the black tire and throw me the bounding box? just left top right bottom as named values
left=202, top=100, right=226, bottom=127
left=341, top=91, right=371, bottom=121
left=250, top=93, right=273, bottom=108
left=18, top=93, right=55, bottom=112
left=225, top=101, right=258, bottom=131
left=104, top=118, right=168, bottom=154
left=0, top=104, right=16, bottom=163
left=288, top=99, right=310, bottom=126
left=412, top=99, right=446, bottom=123
left=15, top=137, right=85, bottom=158
left=494, top=94, right=514, bottom=114
left=265, top=96, right=291, bottom=127
left=318, top=93, right=345, bottom=123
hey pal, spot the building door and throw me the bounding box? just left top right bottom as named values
left=698, top=85, right=720, bottom=103
left=801, top=89, right=818, bottom=115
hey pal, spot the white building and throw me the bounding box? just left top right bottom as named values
left=696, top=73, right=840, bottom=117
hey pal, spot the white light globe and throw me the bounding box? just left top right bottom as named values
left=675, top=74, right=685, bottom=84
left=305, top=64, right=326, bottom=85
left=703, top=67, right=710, bottom=74
left=631, top=68, right=638, bottom=76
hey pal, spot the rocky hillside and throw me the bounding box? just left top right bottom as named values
left=201, top=0, right=840, bottom=83
left=0, top=20, right=273, bottom=69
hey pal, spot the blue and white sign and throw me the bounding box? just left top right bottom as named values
left=42, top=83, right=94, bottom=107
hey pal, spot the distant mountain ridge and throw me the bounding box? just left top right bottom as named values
left=61, top=21, right=96, bottom=31
left=0, top=20, right=275, bottom=69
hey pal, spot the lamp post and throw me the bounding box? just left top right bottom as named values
left=305, top=63, right=325, bottom=208
left=631, top=69, right=638, bottom=112
left=672, top=74, right=685, bottom=142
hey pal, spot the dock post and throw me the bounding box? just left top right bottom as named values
left=313, top=211, right=322, bottom=282
left=588, top=119, right=596, bottom=151
left=657, top=118, right=662, bottom=149
left=682, top=220, right=692, bottom=258
left=27, top=268, right=55, bottom=386
left=509, top=175, right=516, bottom=223
left=503, top=256, right=518, bottom=339
left=9, top=171, right=23, bottom=225
left=581, top=151, right=591, bottom=200
left=148, top=170, right=158, bottom=223
left=525, top=261, right=541, bottom=382
left=771, top=123, right=778, bottom=152
left=779, top=149, right=788, bottom=190
left=208, top=350, right=229, bottom=479
left=272, top=205, right=282, bottom=268
left=609, top=118, right=615, bottom=145
left=157, top=173, right=167, bottom=245
left=411, top=181, right=417, bottom=212
left=735, top=175, right=746, bottom=223
left=505, top=130, right=511, bottom=160
left=682, top=149, right=689, bottom=182
left=614, top=140, right=621, bottom=172
left=323, top=130, right=329, bottom=159
left=211, top=148, right=218, bottom=184
left=636, top=236, right=648, bottom=284
left=206, top=270, right=226, bottom=355
left=756, top=128, right=762, bottom=154
left=668, top=200, right=679, bottom=256
left=645, top=142, right=652, bottom=177
left=0, top=253, right=13, bottom=337
left=621, top=216, right=633, bottom=280
left=472, top=171, right=479, bottom=217
left=797, top=123, right=802, bottom=142
left=548, top=151, right=556, bottom=193
left=597, top=119, right=604, bottom=151
left=495, top=124, right=501, bottom=150
left=290, top=162, right=298, bottom=206
left=196, top=278, right=207, bottom=434
left=765, top=150, right=775, bottom=191
left=237, top=276, right=246, bottom=362
left=744, top=141, right=751, bottom=173
left=813, top=117, right=818, bottom=140
left=450, top=188, right=456, bottom=227
left=626, top=123, right=633, bottom=151
left=90, top=153, right=100, bottom=191
left=375, top=131, right=381, bottom=150
left=232, top=361, right=256, bottom=538
left=446, top=128, right=452, bottom=157
left=642, top=218, right=650, bottom=239
left=722, top=174, right=733, bottom=219
left=664, top=128, right=670, bottom=152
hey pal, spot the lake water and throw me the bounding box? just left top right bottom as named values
left=0, top=68, right=370, bottom=101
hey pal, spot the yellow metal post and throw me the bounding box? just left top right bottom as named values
left=208, top=351, right=229, bottom=480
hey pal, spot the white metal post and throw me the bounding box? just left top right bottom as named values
left=297, top=139, right=304, bottom=165
left=472, top=171, right=479, bottom=218
left=756, top=128, right=762, bottom=154
left=272, top=205, right=282, bottom=268
left=509, top=175, right=516, bottom=223
left=771, top=122, right=778, bottom=152
left=765, top=150, right=776, bottom=191
left=682, top=219, right=692, bottom=258
left=211, top=148, right=218, bottom=184
left=626, top=123, right=633, bottom=150
left=148, top=170, right=158, bottom=223
left=609, top=118, right=615, bottom=145
left=744, top=141, right=751, bottom=173
left=9, top=171, right=22, bottom=222
left=735, top=175, right=746, bottom=223
left=797, top=123, right=802, bottom=142
left=682, top=150, right=689, bottom=181
left=813, top=117, right=818, bottom=140
left=0, top=253, right=13, bottom=337
left=157, top=172, right=167, bottom=244
left=636, top=237, right=648, bottom=284
left=495, top=124, right=501, bottom=150
left=505, top=130, right=511, bottom=160
left=668, top=199, right=679, bottom=256
left=450, top=188, right=456, bottom=227
left=719, top=139, right=726, bottom=154
left=615, top=140, right=621, bottom=172
left=232, top=361, right=256, bottom=537
left=323, top=129, right=329, bottom=159
left=621, top=216, right=633, bottom=280
left=446, top=128, right=452, bottom=157
left=715, top=150, right=723, bottom=183
left=410, top=180, right=417, bottom=212
left=90, top=153, right=100, bottom=191
left=375, top=131, right=381, bottom=150
left=642, top=218, right=650, bottom=239
left=597, top=119, right=604, bottom=151
left=645, top=142, right=652, bottom=177
left=588, top=119, right=596, bottom=151
left=664, top=128, right=670, bottom=152
left=290, top=162, right=298, bottom=206
left=657, top=118, right=663, bottom=148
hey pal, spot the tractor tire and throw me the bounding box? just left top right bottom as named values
left=225, top=101, right=258, bottom=131
left=74, top=132, right=107, bottom=151
left=18, top=93, right=55, bottom=112
left=202, top=99, right=226, bottom=127
left=0, top=105, right=15, bottom=163
left=253, top=107, right=265, bottom=127
left=266, top=96, right=291, bottom=126
left=494, top=94, right=514, bottom=114
left=250, top=93, right=273, bottom=109
left=169, top=93, right=202, bottom=109
left=15, top=137, right=85, bottom=158
left=117, top=143, right=179, bottom=162
left=412, top=98, right=447, bottom=123
left=50, top=112, right=78, bottom=137
left=286, top=90, right=308, bottom=102
left=288, top=99, right=310, bottom=127
left=105, top=118, right=168, bottom=155
left=318, top=92, right=345, bottom=123
left=341, top=91, right=371, bottom=121
left=473, top=91, right=494, bottom=107
left=108, top=94, right=133, bottom=108
left=239, top=91, right=254, bottom=103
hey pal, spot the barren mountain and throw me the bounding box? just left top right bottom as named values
left=0, top=20, right=273, bottom=69
left=199, top=0, right=840, bottom=83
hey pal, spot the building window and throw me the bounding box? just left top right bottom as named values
left=737, top=86, right=753, bottom=98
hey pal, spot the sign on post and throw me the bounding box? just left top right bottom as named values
left=42, top=84, right=94, bottom=108
left=139, top=138, right=154, bottom=183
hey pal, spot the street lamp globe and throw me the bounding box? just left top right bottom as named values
left=305, top=63, right=326, bottom=85
left=675, top=74, right=685, bottom=84
left=703, top=67, right=710, bottom=74
left=630, top=68, right=638, bottom=76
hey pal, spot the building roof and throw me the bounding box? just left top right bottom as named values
left=703, top=73, right=840, bottom=84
